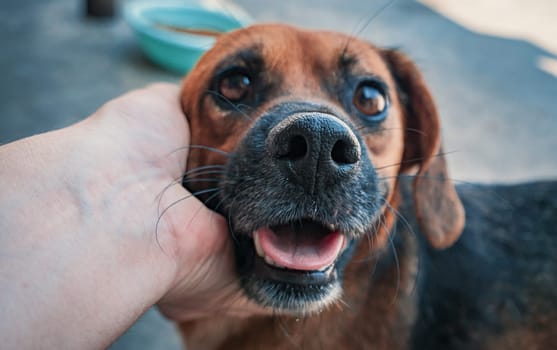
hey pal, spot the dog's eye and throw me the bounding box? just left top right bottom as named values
left=217, top=68, right=252, bottom=102
left=353, top=82, right=388, bottom=120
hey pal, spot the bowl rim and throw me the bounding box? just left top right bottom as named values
left=124, top=0, right=252, bottom=49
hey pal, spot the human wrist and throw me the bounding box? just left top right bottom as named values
left=66, top=120, right=181, bottom=297
left=0, top=125, right=179, bottom=348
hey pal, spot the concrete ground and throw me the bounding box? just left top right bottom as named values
left=1, top=0, right=555, bottom=349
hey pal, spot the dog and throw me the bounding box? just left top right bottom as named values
left=177, top=23, right=557, bottom=349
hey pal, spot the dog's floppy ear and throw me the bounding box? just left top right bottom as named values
left=381, top=49, right=465, bottom=249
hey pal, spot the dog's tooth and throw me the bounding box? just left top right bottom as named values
left=253, top=232, right=264, bottom=257
left=264, top=255, right=287, bottom=269
left=264, top=255, right=276, bottom=266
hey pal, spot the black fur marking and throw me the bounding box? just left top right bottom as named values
left=218, top=101, right=384, bottom=311
left=391, top=179, right=557, bottom=349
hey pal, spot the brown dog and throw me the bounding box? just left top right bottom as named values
left=177, top=24, right=557, bottom=349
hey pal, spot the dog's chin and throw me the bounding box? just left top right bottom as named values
left=233, top=219, right=356, bottom=315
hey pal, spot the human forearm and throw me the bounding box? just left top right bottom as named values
left=0, top=84, right=261, bottom=348
left=0, top=126, right=177, bottom=349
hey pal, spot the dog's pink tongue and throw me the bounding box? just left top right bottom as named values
left=255, top=227, right=344, bottom=271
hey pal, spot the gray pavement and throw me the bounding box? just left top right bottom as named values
left=1, top=0, right=556, bottom=349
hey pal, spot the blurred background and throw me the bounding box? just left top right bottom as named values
left=0, top=0, right=555, bottom=348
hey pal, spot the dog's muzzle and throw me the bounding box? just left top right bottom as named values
left=214, top=102, right=381, bottom=313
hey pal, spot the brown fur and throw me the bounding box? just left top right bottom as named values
left=178, top=24, right=464, bottom=349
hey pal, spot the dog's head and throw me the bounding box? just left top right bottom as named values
left=181, top=24, right=464, bottom=314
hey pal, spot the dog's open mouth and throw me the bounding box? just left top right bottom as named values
left=244, top=219, right=348, bottom=293
left=253, top=220, right=345, bottom=272
left=233, top=219, right=350, bottom=313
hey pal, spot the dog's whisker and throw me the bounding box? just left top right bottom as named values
left=352, top=208, right=381, bottom=265
left=223, top=189, right=256, bottom=245
left=362, top=223, right=375, bottom=264
left=227, top=213, right=239, bottom=244
left=154, top=188, right=221, bottom=250
left=367, top=214, right=385, bottom=278
left=211, top=191, right=233, bottom=218
left=328, top=293, right=351, bottom=325
left=157, top=178, right=213, bottom=219
left=382, top=216, right=401, bottom=305
left=182, top=178, right=221, bottom=184
left=183, top=164, right=226, bottom=176
left=355, top=125, right=429, bottom=138
left=156, top=166, right=226, bottom=218
left=184, top=190, right=223, bottom=233
left=158, top=172, right=223, bottom=214
left=381, top=198, right=415, bottom=241
left=274, top=317, right=293, bottom=347
left=339, top=0, right=397, bottom=61
left=402, top=127, right=428, bottom=137
left=353, top=0, right=396, bottom=39
left=205, top=89, right=254, bottom=121
left=369, top=199, right=404, bottom=302
left=379, top=173, right=516, bottom=211
left=184, top=170, right=226, bottom=179
left=381, top=197, right=422, bottom=296
left=169, top=144, right=231, bottom=157
left=156, top=176, right=185, bottom=215
left=375, top=149, right=460, bottom=171
left=161, top=166, right=221, bottom=191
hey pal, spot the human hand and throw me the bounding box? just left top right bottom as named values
left=0, top=83, right=259, bottom=349
left=80, top=83, right=259, bottom=320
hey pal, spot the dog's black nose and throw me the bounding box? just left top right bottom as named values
left=267, top=113, right=361, bottom=193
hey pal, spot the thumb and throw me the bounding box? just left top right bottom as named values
left=157, top=185, right=266, bottom=320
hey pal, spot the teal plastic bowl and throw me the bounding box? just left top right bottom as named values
left=124, top=0, right=252, bottom=74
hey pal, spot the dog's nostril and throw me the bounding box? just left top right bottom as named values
left=282, top=135, right=308, bottom=160
left=331, top=139, right=359, bottom=165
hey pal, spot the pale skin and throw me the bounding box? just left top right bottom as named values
left=0, top=83, right=261, bottom=349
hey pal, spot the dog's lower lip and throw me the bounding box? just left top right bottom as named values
left=252, top=255, right=337, bottom=285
